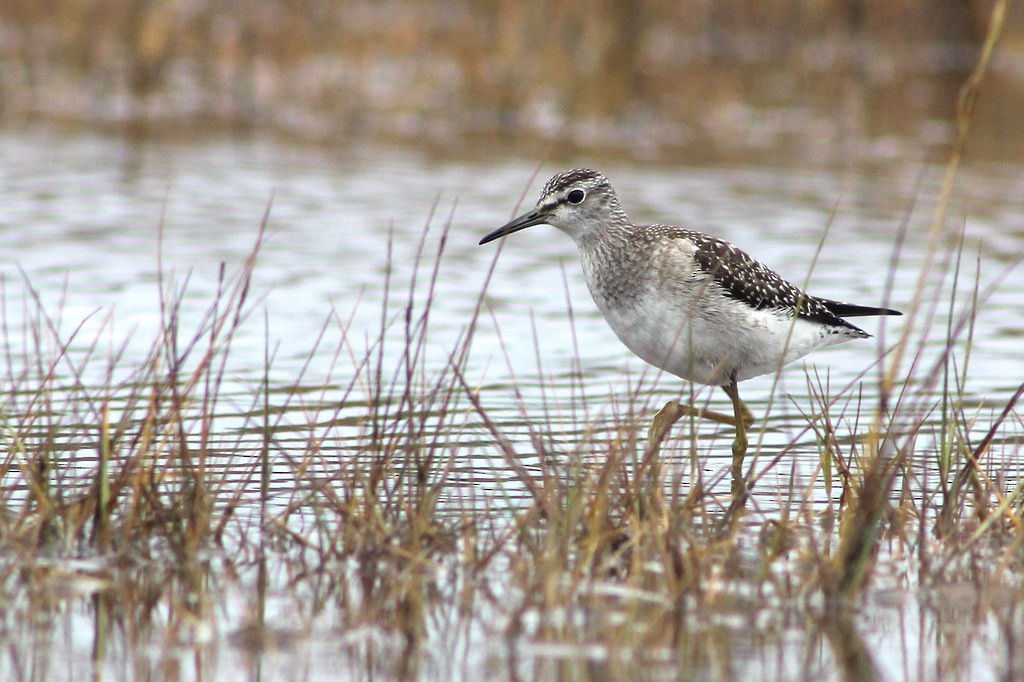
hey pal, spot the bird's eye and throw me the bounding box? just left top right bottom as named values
left=567, top=189, right=586, bottom=205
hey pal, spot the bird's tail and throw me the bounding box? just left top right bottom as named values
left=821, top=299, right=902, bottom=318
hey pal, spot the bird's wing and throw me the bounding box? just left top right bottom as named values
left=661, top=227, right=860, bottom=329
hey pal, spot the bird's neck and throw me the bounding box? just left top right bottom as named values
left=576, top=222, right=649, bottom=309
left=576, top=215, right=632, bottom=251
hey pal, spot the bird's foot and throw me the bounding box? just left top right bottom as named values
left=729, top=422, right=749, bottom=504
left=646, top=400, right=686, bottom=454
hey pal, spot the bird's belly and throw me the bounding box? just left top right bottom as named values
left=596, top=295, right=836, bottom=386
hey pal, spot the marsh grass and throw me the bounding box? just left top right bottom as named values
left=5, top=185, right=1021, bottom=680
left=0, top=211, right=1021, bottom=681
left=0, top=191, right=1021, bottom=680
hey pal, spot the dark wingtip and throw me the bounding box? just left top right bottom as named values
left=824, top=301, right=903, bottom=318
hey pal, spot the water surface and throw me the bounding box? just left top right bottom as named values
left=1, top=128, right=1023, bottom=680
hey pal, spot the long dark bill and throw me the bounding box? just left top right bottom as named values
left=479, top=210, right=549, bottom=245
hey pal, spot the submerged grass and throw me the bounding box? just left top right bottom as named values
left=0, top=7, right=1021, bottom=681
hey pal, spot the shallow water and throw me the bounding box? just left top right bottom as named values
left=3, top=129, right=1021, bottom=458
left=1, top=128, right=1023, bottom=680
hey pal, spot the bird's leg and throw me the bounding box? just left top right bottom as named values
left=638, top=400, right=687, bottom=496
left=646, top=389, right=757, bottom=454
left=722, top=379, right=750, bottom=502
left=646, top=400, right=687, bottom=454
left=734, top=396, right=755, bottom=428
left=655, top=402, right=750, bottom=429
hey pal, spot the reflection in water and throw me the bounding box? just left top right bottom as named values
left=822, top=608, right=880, bottom=682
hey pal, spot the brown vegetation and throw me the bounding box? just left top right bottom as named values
left=2, top=0, right=1019, bottom=162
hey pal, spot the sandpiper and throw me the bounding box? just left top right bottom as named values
left=479, top=168, right=900, bottom=497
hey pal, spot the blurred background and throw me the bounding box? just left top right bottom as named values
left=2, top=0, right=1021, bottom=165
